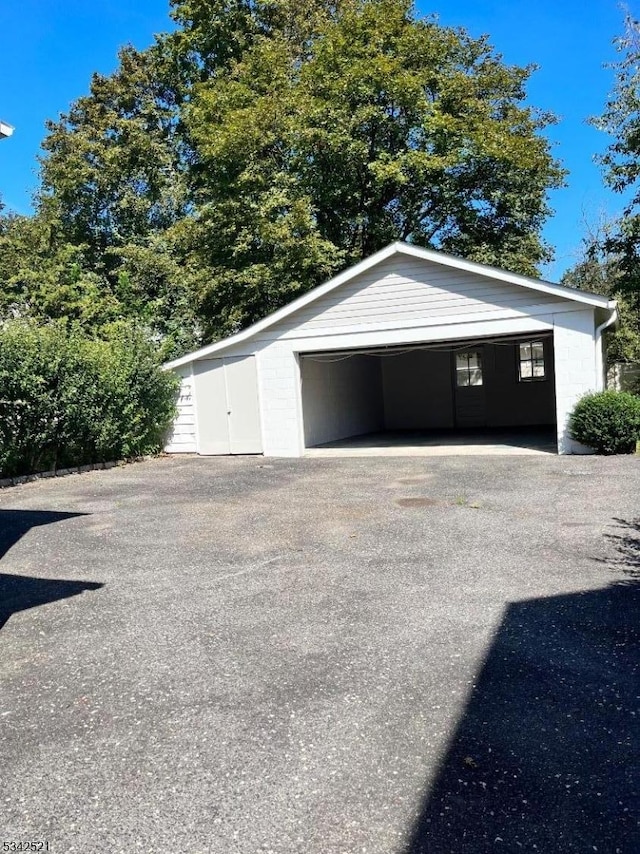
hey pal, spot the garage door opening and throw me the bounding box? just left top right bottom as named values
left=300, top=336, right=558, bottom=456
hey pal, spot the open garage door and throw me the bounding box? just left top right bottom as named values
left=300, top=336, right=557, bottom=455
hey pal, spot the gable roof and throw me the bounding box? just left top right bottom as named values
left=164, top=242, right=616, bottom=370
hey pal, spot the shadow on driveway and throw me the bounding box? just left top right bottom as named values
left=0, top=509, right=102, bottom=631
left=404, top=519, right=640, bottom=853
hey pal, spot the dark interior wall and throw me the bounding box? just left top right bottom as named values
left=381, top=350, right=454, bottom=429
left=485, top=338, right=556, bottom=427
left=380, top=339, right=556, bottom=430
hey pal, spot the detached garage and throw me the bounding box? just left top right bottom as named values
left=163, top=242, right=617, bottom=457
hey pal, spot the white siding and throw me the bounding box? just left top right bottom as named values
left=261, top=257, right=568, bottom=340
left=164, top=367, right=197, bottom=453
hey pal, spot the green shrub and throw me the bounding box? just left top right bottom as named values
left=569, top=390, right=640, bottom=454
left=0, top=319, right=178, bottom=477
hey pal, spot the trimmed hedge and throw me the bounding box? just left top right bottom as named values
left=569, top=390, right=640, bottom=455
left=0, top=320, right=178, bottom=477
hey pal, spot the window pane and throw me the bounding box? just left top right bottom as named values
left=469, top=368, right=483, bottom=386
left=533, top=361, right=545, bottom=378
left=457, top=371, right=470, bottom=387
left=519, top=343, right=532, bottom=360
left=520, top=361, right=533, bottom=379
left=467, top=352, right=480, bottom=368
left=456, top=353, right=469, bottom=370
left=531, top=342, right=544, bottom=360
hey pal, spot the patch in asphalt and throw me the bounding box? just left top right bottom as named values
left=396, top=497, right=440, bottom=508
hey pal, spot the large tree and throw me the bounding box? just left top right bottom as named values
left=562, top=242, right=640, bottom=364
left=592, top=14, right=640, bottom=299
left=6, top=0, right=565, bottom=348
left=17, top=41, right=200, bottom=356
left=186, top=0, right=564, bottom=336
left=40, top=42, right=189, bottom=260
left=570, top=13, right=640, bottom=370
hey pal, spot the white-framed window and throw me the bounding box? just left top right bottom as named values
left=518, top=340, right=546, bottom=381
left=455, top=351, right=483, bottom=387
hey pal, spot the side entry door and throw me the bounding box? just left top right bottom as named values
left=453, top=347, right=486, bottom=428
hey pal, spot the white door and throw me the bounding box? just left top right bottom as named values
left=194, top=359, right=230, bottom=454
left=225, top=356, right=263, bottom=454
left=453, top=348, right=486, bottom=428
left=193, top=357, right=263, bottom=455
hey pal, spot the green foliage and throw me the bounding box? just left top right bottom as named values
left=0, top=320, right=178, bottom=477
left=592, top=15, right=640, bottom=300
left=561, top=249, right=640, bottom=364
left=0, top=206, right=201, bottom=358
left=23, top=41, right=201, bottom=354
left=0, top=209, right=121, bottom=327
left=40, top=43, right=189, bottom=256
left=594, top=16, right=640, bottom=203
left=569, top=390, right=640, bottom=455
left=1, top=0, right=563, bottom=349
left=185, top=0, right=564, bottom=335
left=301, top=0, right=562, bottom=270
left=572, top=16, right=640, bottom=372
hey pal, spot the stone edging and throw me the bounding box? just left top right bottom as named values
left=0, top=456, right=155, bottom=489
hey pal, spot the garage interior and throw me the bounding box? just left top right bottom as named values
left=300, top=335, right=558, bottom=455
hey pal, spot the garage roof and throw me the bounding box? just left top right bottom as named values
left=164, top=241, right=616, bottom=370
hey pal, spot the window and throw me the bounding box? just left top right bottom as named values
left=456, top=351, right=483, bottom=387
left=518, top=340, right=546, bottom=381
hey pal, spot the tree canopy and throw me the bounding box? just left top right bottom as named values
left=564, top=13, right=640, bottom=366
left=1, top=0, right=565, bottom=354
left=591, top=16, right=640, bottom=297
left=562, top=244, right=640, bottom=364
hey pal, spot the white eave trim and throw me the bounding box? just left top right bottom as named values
left=163, top=241, right=615, bottom=370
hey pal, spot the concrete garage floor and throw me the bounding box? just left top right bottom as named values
left=0, top=455, right=638, bottom=853
left=307, top=426, right=558, bottom=456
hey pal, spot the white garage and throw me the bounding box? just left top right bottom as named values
left=163, top=242, right=617, bottom=456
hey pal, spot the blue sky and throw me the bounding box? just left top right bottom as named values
left=0, top=0, right=635, bottom=279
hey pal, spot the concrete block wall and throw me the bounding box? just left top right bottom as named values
left=553, top=309, right=598, bottom=454
left=256, top=343, right=303, bottom=456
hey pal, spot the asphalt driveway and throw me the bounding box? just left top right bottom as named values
left=1, top=454, right=638, bottom=853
